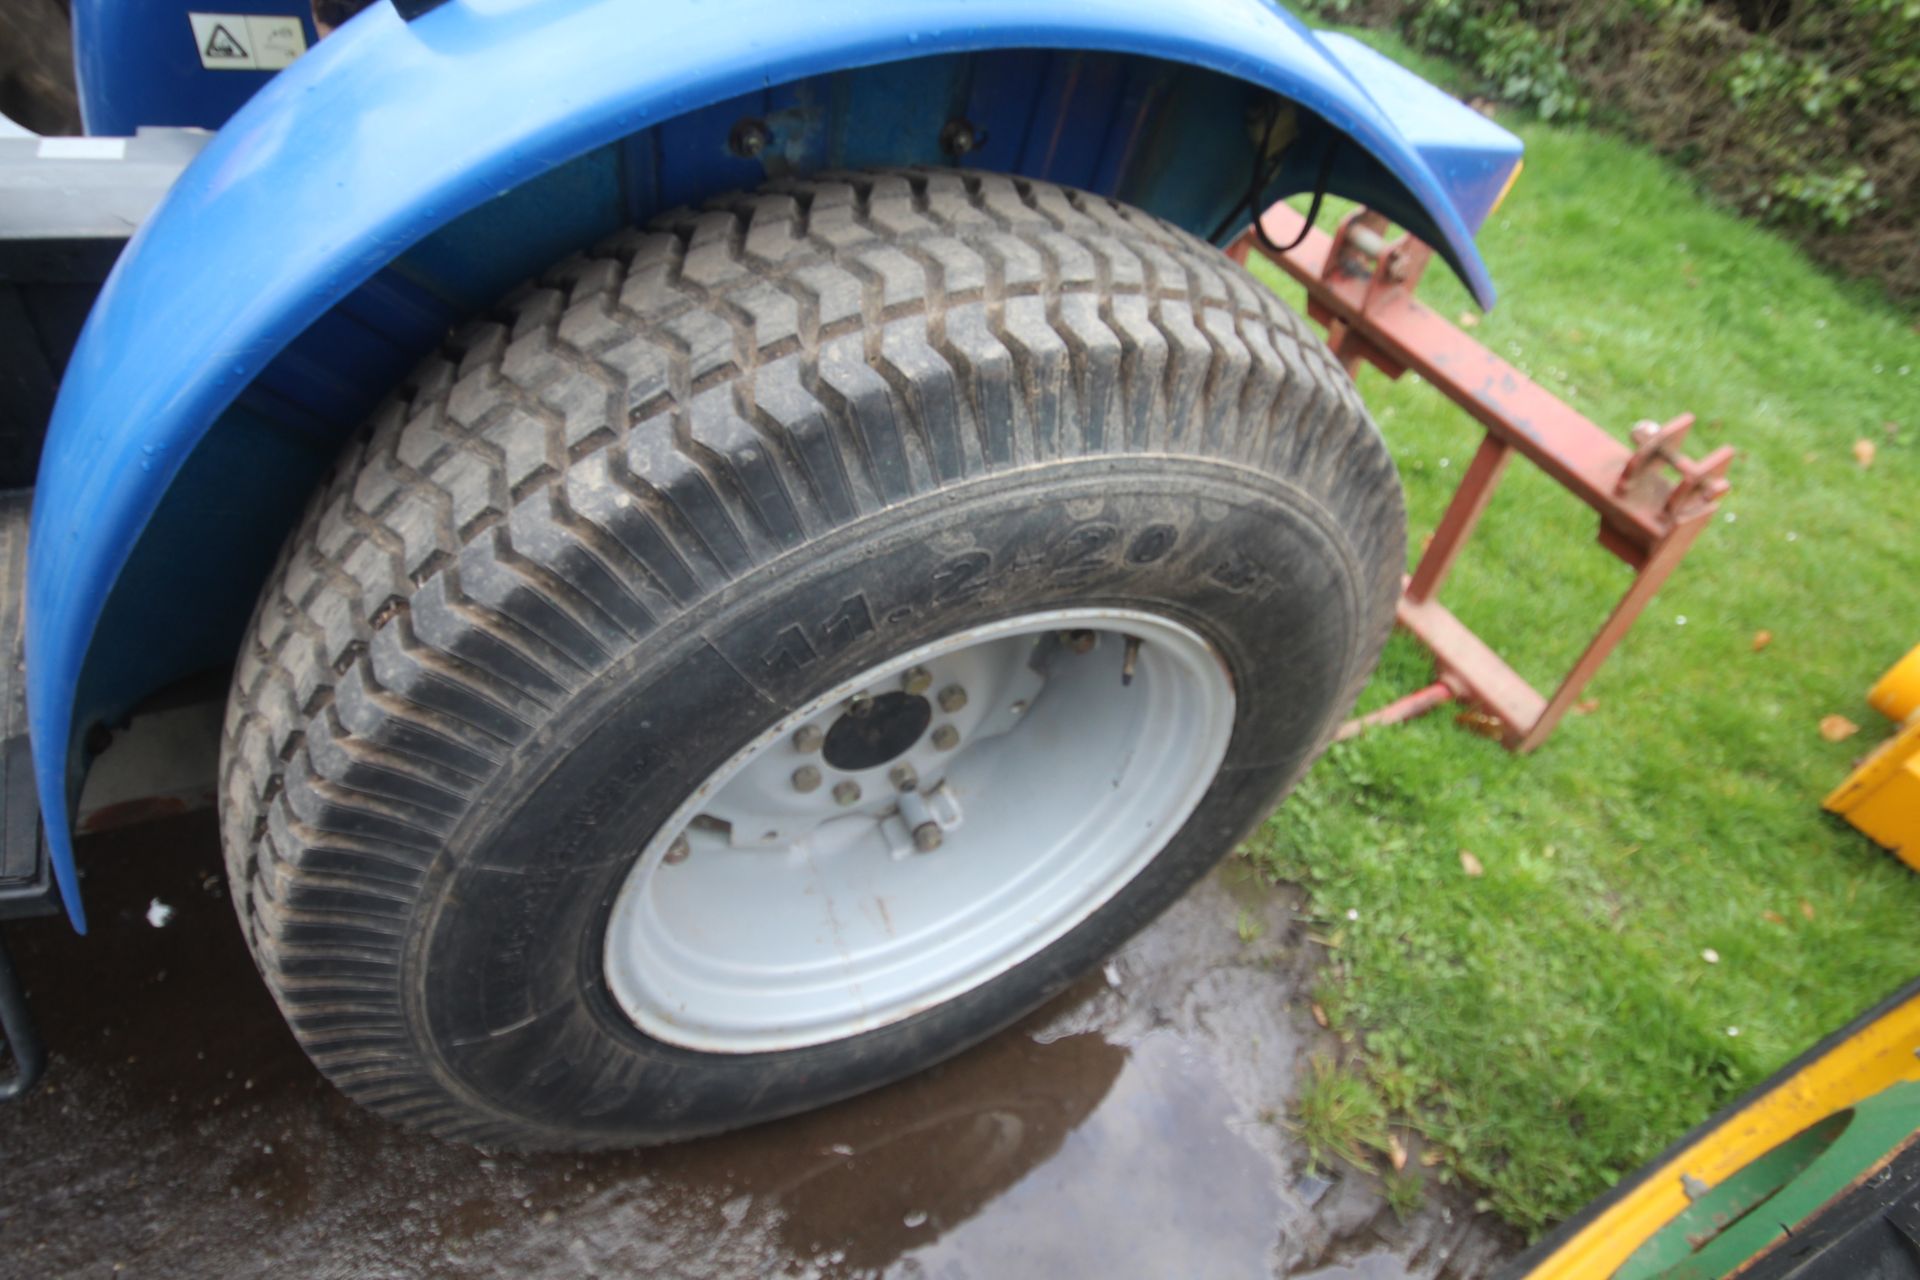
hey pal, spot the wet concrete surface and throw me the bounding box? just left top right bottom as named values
left=0, top=814, right=1519, bottom=1278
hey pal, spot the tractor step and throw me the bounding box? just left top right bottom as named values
left=0, top=491, right=51, bottom=918
left=0, top=490, right=50, bottom=1100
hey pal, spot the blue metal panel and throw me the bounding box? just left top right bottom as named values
left=73, top=0, right=321, bottom=136
left=397, top=142, right=628, bottom=314
left=1313, top=34, right=1522, bottom=233
left=32, top=0, right=1522, bottom=930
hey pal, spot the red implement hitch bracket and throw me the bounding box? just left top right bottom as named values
left=1230, top=206, right=1733, bottom=752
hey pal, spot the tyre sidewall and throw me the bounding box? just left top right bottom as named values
left=412, top=457, right=1369, bottom=1142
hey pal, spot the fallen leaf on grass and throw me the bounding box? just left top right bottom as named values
left=1762, top=909, right=1786, bottom=925
left=1820, top=714, right=1860, bottom=742
left=1455, top=707, right=1505, bottom=739
left=1459, top=850, right=1485, bottom=877
left=1854, top=439, right=1877, bottom=468
left=1801, top=899, right=1816, bottom=921
left=1458, top=311, right=1480, bottom=328
left=1575, top=698, right=1600, bottom=714
left=1388, top=1133, right=1409, bottom=1172
left=1752, top=630, right=1773, bottom=652
left=1310, top=1002, right=1330, bottom=1028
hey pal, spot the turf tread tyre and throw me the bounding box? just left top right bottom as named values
left=220, top=169, right=1403, bottom=1147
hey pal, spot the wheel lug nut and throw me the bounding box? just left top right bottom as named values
left=663, top=834, right=690, bottom=865
left=937, top=685, right=968, bottom=713
left=889, top=763, right=919, bottom=793
left=848, top=694, right=875, bottom=718
left=792, top=724, right=824, bottom=753
left=833, top=780, right=862, bottom=806
left=1061, top=629, right=1097, bottom=655
left=792, top=765, right=822, bottom=793
left=931, top=725, right=959, bottom=751
left=901, top=666, right=932, bottom=695
left=913, top=822, right=943, bottom=853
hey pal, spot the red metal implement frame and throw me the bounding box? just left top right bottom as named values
left=1230, top=205, right=1733, bottom=753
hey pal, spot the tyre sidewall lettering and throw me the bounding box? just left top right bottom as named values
left=416, top=460, right=1364, bottom=1139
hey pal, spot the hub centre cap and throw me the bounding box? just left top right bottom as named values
left=602, top=607, right=1236, bottom=1053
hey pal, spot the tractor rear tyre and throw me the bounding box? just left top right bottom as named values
left=219, top=170, right=1403, bottom=1149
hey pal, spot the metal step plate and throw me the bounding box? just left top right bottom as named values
left=0, top=490, right=53, bottom=918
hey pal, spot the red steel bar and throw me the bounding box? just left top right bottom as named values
left=1405, top=433, right=1512, bottom=605
left=1334, top=679, right=1458, bottom=744
left=1234, top=203, right=1733, bottom=753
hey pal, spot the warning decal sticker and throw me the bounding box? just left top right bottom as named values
left=203, top=21, right=247, bottom=61
left=189, top=13, right=308, bottom=72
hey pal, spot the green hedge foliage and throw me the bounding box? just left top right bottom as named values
left=1303, top=0, right=1920, bottom=304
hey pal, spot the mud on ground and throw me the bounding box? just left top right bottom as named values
left=0, top=814, right=1518, bottom=1278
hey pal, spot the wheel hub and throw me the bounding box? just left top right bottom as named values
left=822, top=691, right=933, bottom=773
left=602, top=607, right=1236, bottom=1053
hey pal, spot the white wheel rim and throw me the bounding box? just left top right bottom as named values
left=602, top=607, right=1236, bottom=1053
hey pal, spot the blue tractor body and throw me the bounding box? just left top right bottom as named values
left=1, top=0, right=1517, bottom=1091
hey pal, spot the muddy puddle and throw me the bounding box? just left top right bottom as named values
left=0, top=813, right=1516, bottom=1278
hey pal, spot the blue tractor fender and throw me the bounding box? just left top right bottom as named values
left=30, top=0, right=1522, bottom=930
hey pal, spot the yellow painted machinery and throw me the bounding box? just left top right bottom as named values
left=1509, top=646, right=1920, bottom=1280
left=1825, top=644, right=1920, bottom=866
left=1509, top=980, right=1920, bottom=1280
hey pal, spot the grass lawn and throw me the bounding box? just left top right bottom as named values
left=1241, top=29, right=1920, bottom=1237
